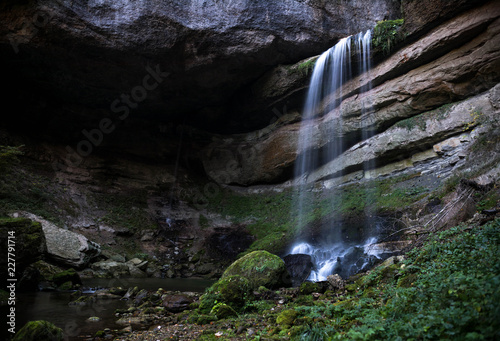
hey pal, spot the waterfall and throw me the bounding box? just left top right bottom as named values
left=290, top=30, right=384, bottom=282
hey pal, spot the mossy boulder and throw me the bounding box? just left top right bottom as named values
left=32, top=260, right=64, bottom=282
left=210, top=303, right=238, bottom=319
left=276, top=309, right=298, bottom=327
left=0, top=218, right=46, bottom=278
left=212, top=275, right=252, bottom=308
left=222, top=250, right=291, bottom=289
left=52, top=268, right=81, bottom=286
left=198, top=291, right=218, bottom=314
left=13, top=320, right=64, bottom=341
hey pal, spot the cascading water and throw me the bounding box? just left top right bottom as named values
left=290, top=30, right=385, bottom=282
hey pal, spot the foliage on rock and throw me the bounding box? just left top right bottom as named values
left=372, top=18, right=404, bottom=55
left=13, top=320, right=64, bottom=341
left=222, top=250, right=290, bottom=289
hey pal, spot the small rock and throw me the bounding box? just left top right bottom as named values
left=162, top=294, right=193, bottom=312
left=127, top=258, right=143, bottom=266
left=327, top=274, right=345, bottom=291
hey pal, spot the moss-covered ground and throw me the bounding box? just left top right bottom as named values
left=193, top=172, right=430, bottom=255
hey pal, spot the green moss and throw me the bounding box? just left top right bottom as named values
left=476, top=189, right=499, bottom=212
left=95, top=330, right=106, bottom=337
left=210, top=303, right=238, bottom=319
left=0, top=165, right=71, bottom=225
left=58, top=281, right=73, bottom=291
left=212, top=275, right=252, bottom=309
left=294, top=57, right=318, bottom=76
left=13, top=320, right=64, bottom=341
left=395, top=102, right=454, bottom=131
left=198, top=291, right=218, bottom=314
left=299, top=281, right=320, bottom=295
left=0, top=145, right=23, bottom=173
left=397, top=273, right=418, bottom=288
left=372, top=18, right=404, bottom=55
left=276, top=309, right=298, bottom=327
left=52, top=268, right=81, bottom=286
left=193, top=314, right=218, bottom=325
left=222, top=250, right=289, bottom=289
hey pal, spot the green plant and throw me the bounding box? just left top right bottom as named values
left=295, top=57, right=319, bottom=76
left=372, top=19, right=404, bottom=55
left=463, top=107, right=484, bottom=132
left=333, top=219, right=500, bottom=340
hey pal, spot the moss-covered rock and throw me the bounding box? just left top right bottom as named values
left=52, top=268, right=81, bottom=286
left=198, top=291, right=218, bottom=314
left=0, top=218, right=46, bottom=279
left=31, top=260, right=63, bottom=282
left=58, top=281, right=73, bottom=291
left=276, top=309, right=298, bottom=327
left=13, top=320, right=64, bottom=341
left=212, top=275, right=252, bottom=308
left=210, top=303, right=238, bottom=319
left=298, top=281, right=320, bottom=295
left=222, top=250, right=291, bottom=289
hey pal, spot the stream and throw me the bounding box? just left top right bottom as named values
left=2, top=278, right=213, bottom=341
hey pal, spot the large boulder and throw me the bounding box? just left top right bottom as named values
left=283, top=253, right=313, bottom=287
left=222, top=250, right=291, bottom=289
left=13, top=320, right=64, bottom=341
left=0, top=217, right=46, bottom=281
left=34, top=216, right=100, bottom=269
left=90, top=260, right=130, bottom=278
left=162, top=294, right=194, bottom=313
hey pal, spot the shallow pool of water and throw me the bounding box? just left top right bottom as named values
left=1, top=278, right=212, bottom=341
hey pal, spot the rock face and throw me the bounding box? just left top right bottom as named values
left=202, top=0, right=500, bottom=185
left=17, top=213, right=101, bottom=268
left=0, top=0, right=400, bottom=134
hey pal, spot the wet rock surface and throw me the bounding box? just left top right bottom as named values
left=283, top=254, right=313, bottom=287
left=0, top=0, right=399, bottom=135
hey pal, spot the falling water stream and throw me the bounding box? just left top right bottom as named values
left=290, top=30, right=386, bottom=281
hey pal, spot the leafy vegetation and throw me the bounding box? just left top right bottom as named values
left=372, top=19, right=404, bottom=55
left=325, top=219, right=500, bottom=340
left=295, top=57, right=318, bottom=76
left=185, top=219, right=500, bottom=340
